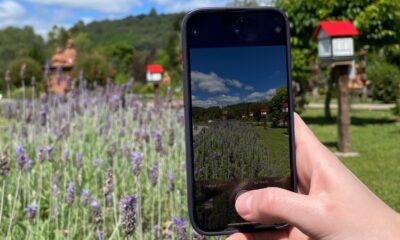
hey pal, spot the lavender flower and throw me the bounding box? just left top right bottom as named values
left=15, top=144, right=31, bottom=171
left=92, top=159, right=103, bottom=168
left=75, top=152, right=83, bottom=169
left=66, top=181, right=75, bottom=205
left=119, top=195, right=137, bottom=236
left=56, top=65, right=62, bottom=85
left=82, top=188, right=89, bottom=206
left=24, top=204, right=37, bottom=222
left=47, top=146, right=54, bottom=162
left=153, top=129, right=163, bottom=153
left=131, top=151, right=142, bottom=176
left=37, top=146, right=45, bottom=162
left=5, top=103, right=12, bottom=119
left=90, top=199, right=102, bottom=224
left=23, top=156, right=32, bottom=172
left=44, top=61, right=51, bottom=76
left=0, top=147, right=10, bottom=176
left=103, top=169, right=114, bottom=202
left=52, top=170, right=61, bottom=197
left=172, top=217, right=187, bottom=240
left=140, top=127, right=149, bottom=143
left=148, top=161, right=159, bottom=186
left=167, top=173, right=175, bottom=192
left=15, top=144, right=25, bottom=169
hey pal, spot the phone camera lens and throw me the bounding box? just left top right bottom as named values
left=192, top=28, right=200, bottom=36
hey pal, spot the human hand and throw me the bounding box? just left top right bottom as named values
left=228, top=113, right=400, bottom=240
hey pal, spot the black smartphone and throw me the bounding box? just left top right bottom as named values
left=182, top=7, right=297, bottom=235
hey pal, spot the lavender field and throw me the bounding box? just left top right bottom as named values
left=0, top=76, right=205, bottom=239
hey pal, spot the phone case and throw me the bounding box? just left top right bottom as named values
left=181, top=7, right=298, bottom=236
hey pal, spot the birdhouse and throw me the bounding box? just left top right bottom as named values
left=312, top=21, right=359, bottom=61
left=282, top=102, right=289, bottom=113
left=146, top=64, right=164, bottom=83
left=249, top=112, right=254, bottom=117
left=260, top=108, right=268, bottom=117
left=241, top=112, right=246, bottom=119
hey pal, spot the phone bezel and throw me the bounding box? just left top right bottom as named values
left=182, top=7, right=298, bottom=236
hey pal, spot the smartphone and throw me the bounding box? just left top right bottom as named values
left=182, top=8, right=297, bottom=235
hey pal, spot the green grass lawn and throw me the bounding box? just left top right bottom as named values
left=300, top=109, right=400, bottom=211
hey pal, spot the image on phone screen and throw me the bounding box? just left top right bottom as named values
left=189, top=43, right=292, bottom=230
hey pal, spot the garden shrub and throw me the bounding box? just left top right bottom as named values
left=74, top=53, right=115, bottom=87
left=7, top=57, right=43, bottom=88
left=367, top=55, right=400, bottom=103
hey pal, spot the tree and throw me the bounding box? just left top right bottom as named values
left=267, top=87, right=288, bottom=127
left=227, top=0, right=260, bottom=6
left=0, top=26, right=44, bottom=91
left=74, top=54, right=115, bottom=86
left=149, top=8, right=158, bottom=17
left=8, top=57, right=43, bottom=87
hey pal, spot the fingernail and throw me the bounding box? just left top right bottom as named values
left=235, top=192, right=253, bottom=217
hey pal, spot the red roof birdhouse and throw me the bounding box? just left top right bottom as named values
left=146, top=64, right=164, bottom=83
left=312, top=21, right=359, bottom=61
left=260, top=108, right=268, bottom=116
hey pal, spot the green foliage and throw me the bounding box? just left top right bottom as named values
left=355, top=0, right=400, bottom=46
left=392, top=99, right=400, bottom=116
left=227, top=0, right=260, bottom=6
left=74, top=53, right=115, bottom=86
left=0, top=26, right=44, bottom=91
left=8, top=57, right=43, bottom=88
left=267, top=87, right=288, bottom=127
left=131, top=82, right=155, bottom=94
left=101, top=43, right=134, bottom=75
left=367, top=53, right=400, bottom=103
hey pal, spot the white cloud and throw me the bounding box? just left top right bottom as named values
left=191, top=71, right=229, bottom=93
left=244, top=85, right=254, bottom=91
left=191, top=71, right=244, bottom=93
left=0, top=0, right=25, bottom=21
left=192, top=94, right=241, bottom=108
left=27, top=0, right=141, bottom=14
left=226, top=79, right=243, bottom=88
left=245, top=88, right=276, bottom=102
left=214, top=94, right=241, bottom=106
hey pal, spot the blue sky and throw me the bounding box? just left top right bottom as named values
left=190, top=46, right=288, bottom=108
left=0, top=0, right=245, bottom=37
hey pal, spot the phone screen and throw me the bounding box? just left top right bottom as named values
left=184, top=10, right=295, bottom=232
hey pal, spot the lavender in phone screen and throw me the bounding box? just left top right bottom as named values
left=190, top=45, right=292, bottom=230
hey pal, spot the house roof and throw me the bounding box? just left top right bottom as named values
left=260, top=108, right=268, bottom=112
left=282, top=102, right=289, bottom=108
left=312, top=20, right=359, bottom=40
left=147, top=64, right=164, bottom=73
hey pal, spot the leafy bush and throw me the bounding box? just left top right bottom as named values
left=367, top=59, right=400, bottom=103
left=7, top=57, right=43, bottom=88
left=73, top=53, right=115, bottom=86
left=392, top=99, right=400, bottom=116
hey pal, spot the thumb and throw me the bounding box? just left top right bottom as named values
left=236, top=187, right=323, bottom=233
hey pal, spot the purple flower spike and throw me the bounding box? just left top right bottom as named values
left=167, top=173, right=175, bottom=192
left=75, top=152, right=83, bottom=169
left=24, top=204, right=37, bottom=222
left=47, top=146, right=54, bottom=162
left=153, top=129, right=163, bottom=153
left=90, top=198, right=102, bottom=224
left=82, top=188, right=89, bottom=206
left=148, top=161, right=159, bottom=186
left=66, top=181, right=75, bottom=205
left=172, top=217, right=187, bottom=240
left=37, top=146, right=45, bottom=162
left=131, top=151, right=142, bottom=176
left=119, top=195, right=137, bottom=236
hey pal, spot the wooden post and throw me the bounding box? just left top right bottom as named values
left=333, top=64, right=352, bottom=152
